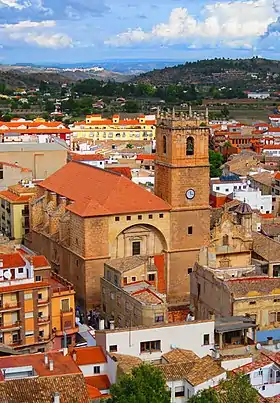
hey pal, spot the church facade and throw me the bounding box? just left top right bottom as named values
left=26, top=113, right=210, bottom=310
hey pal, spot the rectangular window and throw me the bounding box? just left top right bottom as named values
left=25, top=312, right=33, bottom=319
left=123, top=277, right=127, bottom=285
left=109, top=345, right=118, bottom=352
left=203, top=334, right=210, bottom=345
left=155, top=314, right=164, bottom=323
left=18, top=267, right=24, bottom=274
left=270, top=312, right=276, bottom=323
left=175, top=386, right=185, bottom=398
left=148, top=273, right=155, bottom=282
left=38, top=293, right=42, bottom=300
left=61, top=298, right=70, bottom=313
left=24, top=293, right=32, bottom=300
left=39, top=330, right=44, bottom=337
left=188, top=226, right=193, bottom=235
left=94, top=366, right=100, bottom=374
left=35, top=275, right=42, bottom=282
left=216, top=186, right=220, bottom=191
left=277, top=312, right=280, bottom=322
left=131, top=276, right=137, bottom=282
left=25, top=331, right=34, bottom=337
left=159, top=214, right=164, bottom=218
left=249, top=301, right=256, bottom=305
left=138, top=215, right=142, bottom=220
left=115, top=217, right=120, bottom=222
left=140, top=340, right=161, bottom=353
left=127, top=216, right=131, bottom=221
left=188, top=268, right=192, bottom=274
left=132, top=241, right=141, bottom=256
left=148, top=214, right=153, bottom=219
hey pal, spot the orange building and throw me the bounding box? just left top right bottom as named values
left=0, top=251, right=77, bottom=353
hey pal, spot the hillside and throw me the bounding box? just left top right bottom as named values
left=0, top=66, right=131, bottom=90
left=134, top=58, right=280, bottom=88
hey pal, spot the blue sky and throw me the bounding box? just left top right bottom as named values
left=1, top=0, right=280, bottom=63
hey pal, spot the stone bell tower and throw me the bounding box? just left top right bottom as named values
left=155, top=109, right=210, bottom=303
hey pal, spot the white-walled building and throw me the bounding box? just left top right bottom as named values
left=211, top=175, right=248, bottom=196
left=235, top=351, right=280, bottom=399
left=248, top=92, right=270, bottom=99
left=229, top=188, right=272, bottom=214
left=269, top=115, right=280, bottom=127
left=95, top=320, right=215, bottom=360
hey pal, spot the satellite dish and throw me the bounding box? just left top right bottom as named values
left=3, top=270, right=11, bottom=280
left=276, top=343, right=280, bottom=350
left=256, top=343, right=262, bottom=350
left=246, top=345, right=251, bottom=352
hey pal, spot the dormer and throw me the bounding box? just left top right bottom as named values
left=112, top=115, right=120, bottom=124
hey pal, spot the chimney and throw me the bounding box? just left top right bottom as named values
left=53, top=392, right=60, bottom=403
left=49, top=360, right=54, bottom=371
left=73, top=351, right=77, bottom=362
left=109, top=320, right=115, bottom=330
left=99, top=319, right=105, bottom=330
left=63, top=347, right=68, bottom=356
left=44, top=353, right=49, bottom=366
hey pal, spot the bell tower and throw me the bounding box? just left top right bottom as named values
left=155, top=110, right=210, bottom=303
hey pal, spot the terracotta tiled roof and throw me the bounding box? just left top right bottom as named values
left=0, top=252, right=25, bottom=269
left=159, top=355, right=225, bottom=386
left=73, top=346, right=107, bottom=366
left=0, top=373, right=89, bottom=402
left=234, top=351, right=280, bottom=375
left=162, top=349, right=199, bottom=364
left=0, top=281, right=49, bottom=294
left=252, top=231, right=280, bottom=262
left=86, top=384, right=102, bottom=399
left=85, top=375, right=110, bottom=390
left=25, top=255, right=50, bottom=268
left=69, top=153, right=105, bottom=162
left=39, top=162, right=170, bottom=217
left=225, top=276, right=280, bottom=298
left=0, top=352, right=80, bottom=379
left=109, top=353, right=142, bottom=374
left=105, top=166, right=132, bottom=180
left=275, top=172, right=280, bottom=180
left=106, top=256, right=148, bottom=273
left=131, top=288, right=164, bottom=305
left=249, top=172, right=273, bottom=187
left=262, top=223, right=280, bottom=237
left=0, top=190, right=32, bottom=203
left=136, top=154, right=156, bottom=161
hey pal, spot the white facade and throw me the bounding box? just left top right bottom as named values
left=211, top=179, right=248, bottom=195
left=263, top=146, right=280, bottom=156
left=231, top=188, right=272, bottom=214
left=221, top=357, right=252, bottom=371
left=95, top=321, right=215, bottom=360
left=81, top=160, right=105, bottom=169
left=247, top=363, right=280, bottom=398
left=248, top=92, right=270, bottom=99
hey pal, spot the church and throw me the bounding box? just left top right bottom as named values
left=26, top=112, right=210, bottom=310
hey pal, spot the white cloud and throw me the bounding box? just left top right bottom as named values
left=0, top=20, right=73, bottom=48
left=0, top=0, right=31, bottom=9
left=105, top=0, right=278, bottom=48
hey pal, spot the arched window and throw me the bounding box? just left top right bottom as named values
left=223, top=235, right=229, bottom=246
left=186, top=136, right=194, bottom=156
left=163, top=135, right=167, bottom=154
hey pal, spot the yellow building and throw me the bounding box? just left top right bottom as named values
left=70, top=114, right=156, bottom=149
left=0, top=251, right=77, bottom=353
left=0, top=181, right=37, bottom=241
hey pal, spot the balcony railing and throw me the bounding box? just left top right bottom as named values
left=1, top=320, right=21, bottom=331
left=0, top=302, right=21, bottom=312
left=37, top=299, right=49, bottom=305
left=38, top=316, right=50, bottom=324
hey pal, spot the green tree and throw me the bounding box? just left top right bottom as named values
left=189, top=388, right=219, bottom=402
left=189, top=373, right=259, bottom=403
left=124, top=100, right=139, bottom=113
left=221, top=105, right=230, bottom=119
left=209, top=150, right=224, bottom=177
left=108, top=363, right=170, bottom=403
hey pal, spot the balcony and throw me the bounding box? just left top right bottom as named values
left=38, top=316, right=50, bottom=324
left=0, top=302, right=21, bottom=312
left=1, top=320, right=21, bottom=332
left=38, top=335, right=50, bottom=342
left=37, top=298, right=49, bottom=306
left=59, top=308, right=77, bottom=333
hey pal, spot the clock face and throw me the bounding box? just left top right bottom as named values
left=186, top=189, right=195, bottom=200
